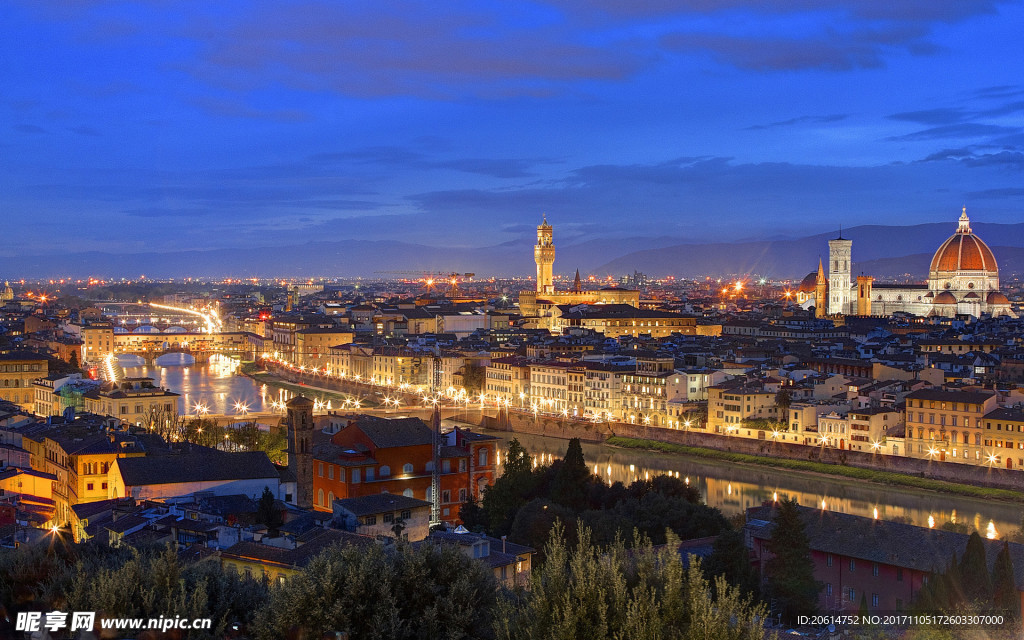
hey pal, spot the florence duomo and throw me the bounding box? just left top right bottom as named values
left=797, top=208, right=1015, bottom=319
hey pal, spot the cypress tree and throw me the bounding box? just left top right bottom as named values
left=550, top=438, right=592, bottom=511
left=763, top=498, right=821, bottom=622
left=959, top=532, right=992, bottom=608
left=992, top=540, right=1019, bottom=618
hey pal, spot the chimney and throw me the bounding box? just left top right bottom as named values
left=502, top=535, right=506, bottom=553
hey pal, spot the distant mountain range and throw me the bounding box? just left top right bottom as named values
left=4, top=222, right=1024, bottom=280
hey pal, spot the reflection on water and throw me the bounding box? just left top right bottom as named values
left=482, top=429, right=1023, bottom=539
left=115, top=353, right=293, bottom=417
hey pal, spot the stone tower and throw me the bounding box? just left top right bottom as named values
left=856, top=275, right=874, bottom=316
left=286, top=395, right=315, bottom=509
left=814, top=258, right=827, bottom=319
left=535, top=215, right=555, bottom=295
left=828, top=231, right=852, bottom=315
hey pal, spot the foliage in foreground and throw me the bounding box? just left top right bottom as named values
left=495, top=523, right=775, bottom=640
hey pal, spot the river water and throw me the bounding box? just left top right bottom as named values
left=112, top=356, right=1023, bottom=537
left=477, top=429, right=1024, bottom=540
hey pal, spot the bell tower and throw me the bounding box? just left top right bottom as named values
left=286, top=395, right=315, bottom=509
left=828, top=229, right=853, bottom=315
left=535, top=215, right=555, bottom=295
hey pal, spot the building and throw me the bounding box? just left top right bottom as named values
left=423, top=527, right=534, bottom=588
left=801, top=210, right=1015, bottom=318
left=294, top=327, right=354, bottom=369
left=0, top=351, right=48, bottom=411
left=746, top=504, right=1024, bottom=616
left=332, top=493, right=432, bottom=542
left=109, top=450, right=282, bottom=501
left=707, top=380, right=780, bottom=435
left=312, top=416, right=498, bottom=523
left=551, top=304, right=697, bottom=339
left=518, top=217, right=639, bottom=324
left=220, top=528, right=374, bottom=585
left=81, top=377, right=179, bottom=427
left=903, top=388, right=998, bottom=465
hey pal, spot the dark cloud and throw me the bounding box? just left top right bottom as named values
left=961, top=151, right=1024, bottom=168
left=660, top=29, right=922, bottom=71
left=745, top=114, right=848, bottom=130
left=186, top=1, right=647, bottom=99
left=887, top=123, right=1021, bottom=142
left=15, top=124, right=47, bottom=134
left=888, top=108, right=968, bottom=125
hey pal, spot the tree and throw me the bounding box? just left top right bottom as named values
left=959, top=532, right=992, bottom=607
left=763, top=498, right=821, bottom=622
left=256, top=486, right=282, bottom=532
left=483, top=438, right=539, bottom=535
left=992, top=540, right=1018, bottom=618
left=495, top=522, right=775, bottom=640
left=68, top=350, right=80, bottom=371
left=459, top=496, right=487, bottom=532
left=255, top=541, right=496, bottom=640
left=774, top=389, right=792, bottom=415
left=704, top=528, right=759, bottom=597
left=550, top=438, right=592, bottom=511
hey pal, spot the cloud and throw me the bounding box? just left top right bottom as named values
left=745, top=114, right=848, bottom=130
left=660, top=27, right=930, bottom=71
left=185, top=1, right=647, bottom=99
left=310, top=146, right=551, bottom=178
left=888, top=108, right=968, bottom=125
left=887, top=123, right=1021, bottom=142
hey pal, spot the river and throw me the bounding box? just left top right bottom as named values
left=109, top=357, right=1023, bottom=537
left=476, top=429, right=1024, bottom=540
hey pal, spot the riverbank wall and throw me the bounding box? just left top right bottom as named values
left=483, top=409, right=1024, bottom=493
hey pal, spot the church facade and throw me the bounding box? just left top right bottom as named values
left=797, top=209, right=1014, bottom=318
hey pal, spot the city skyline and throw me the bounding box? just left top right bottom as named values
left=2, top=1, right=1023, bottom=258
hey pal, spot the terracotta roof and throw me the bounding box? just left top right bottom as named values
left=930, top=232, right=997, bottom=273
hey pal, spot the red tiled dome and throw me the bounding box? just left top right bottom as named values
left=798, top=271, right=819, bottom=293
left=930, top=212, right=997, bottom=274
left=987, top=291, right=1010, bottom=305
left=933, top=291, right=957, bottom=304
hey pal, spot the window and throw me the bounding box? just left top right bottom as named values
left=826, top=583, right=833, bottom=596
left=442, top=490, right=451, bottom=503
left=379, top=465, right=390, bottom=477
left=442, top=460, right=451, bottom=473
left=401, top=509, right=411, bottom=519
left=327, top=491, right=334, bottom=505
left=872, top=594, right=879, bottom=607
left=363, top=515, right=376, bottom=525
left=366, top=468, right=375, bottom=481
left=328, top=465, right=333, bottom=480
left=402, top=489, right=413, bottom=498
left=896, top=568, right=903, bottom=582
left=826, top=554, right=833, bottom=567
left=459, top=488, right=467, bottom=502
left=318, top=462, right=324, bottom=477
left=383, top=512, right=394, bottom=524
left=849, top=559, right=855, bottom=572
left=872, top=563, right=879, bottom=577
left=102, top=482, right=107, bottom=490
left=403, top=463, right=413, bottom=474
left=849, top=587, right=855, bottom=601
left=351, top=469, right=361, bottom=484
left=459, top=459, right=467, bottom=472
left=479, top=448, right=488, bottom=466
left=87, top=483, right=94, bottom=491
left=317, top=489, right=324, bottom=506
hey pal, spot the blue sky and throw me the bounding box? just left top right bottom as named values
left=2, top=0, right=1022, bottom=257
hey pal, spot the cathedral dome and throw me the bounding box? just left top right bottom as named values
left=933, top=291, right=957, bottom=304
left=798, top=271, right=818, bottom=293
left=929, top=209, right=997, bottom=274
left=987, top=291, right=1010, bottom=305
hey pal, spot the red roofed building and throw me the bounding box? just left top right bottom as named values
left=312, top=415, right=498, bottom=523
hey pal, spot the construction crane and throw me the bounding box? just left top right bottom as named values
left=374, top=271, right=476, bottom=297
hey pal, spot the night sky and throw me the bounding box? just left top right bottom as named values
left=3, top=0, right=1023, bottom=258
